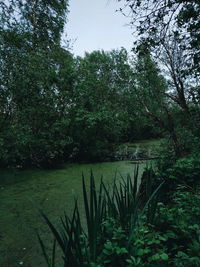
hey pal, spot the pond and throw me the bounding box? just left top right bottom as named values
left=0, top=140, right=160, bottom=266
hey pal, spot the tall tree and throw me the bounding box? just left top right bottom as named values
left=134, top=49, right=182, bottom=156
left=118, top=0, right=200, bottom=155
left=72, top=49, right=133, bottom=160
left=0, top=0, right=73, bottom=167
left=119, top=0, right=200, bottom=96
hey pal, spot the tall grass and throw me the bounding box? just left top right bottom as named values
left=39, top=166, right=163, bottom=266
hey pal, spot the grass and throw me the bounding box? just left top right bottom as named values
left=0, top=160, right=146, bottom=266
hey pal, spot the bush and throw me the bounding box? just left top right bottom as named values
left=153, top=187, right=200, bottom=266
left=166, top=153, right=200, bottom=186
left=156, top=152, right=200, bottom=202
left=124, top=186, right=200, bottom=267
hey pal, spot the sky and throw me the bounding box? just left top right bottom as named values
left=65, top=0, right=134, bottom=56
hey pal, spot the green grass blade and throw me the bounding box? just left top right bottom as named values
left=51, top=239, right=56, bottom=267
left=37, top=233, right=51, bottom=267
left=40, top=212, right=65, bottom=253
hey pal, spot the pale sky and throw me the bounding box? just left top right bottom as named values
left=64, top=0, right=134, bottom=56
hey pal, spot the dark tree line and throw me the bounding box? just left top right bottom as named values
left=0, top=0, right=199, bottom=167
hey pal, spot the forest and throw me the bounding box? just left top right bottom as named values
left=0, top=0, right=200, bottom=266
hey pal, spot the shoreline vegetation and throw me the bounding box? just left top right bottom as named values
left=1, top=0, right=199, bottom=266
left=37, top=145, right=200, bottom=267
left=1, top=137, right=199, bottom=266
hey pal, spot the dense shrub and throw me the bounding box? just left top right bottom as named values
left=102, top=187, right=200, bottom=267
left=167, top=154, right=200, bottom=186
left=153, top=187, right=200, bottom=266
left=156, top=151, right=200, bottom=203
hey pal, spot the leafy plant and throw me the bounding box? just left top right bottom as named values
left=38, top=167, right=162, bottom=266
left=167, top=154, right=200, bottom=186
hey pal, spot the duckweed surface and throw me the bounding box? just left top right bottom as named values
left=0, top=160, right=147, bottom=266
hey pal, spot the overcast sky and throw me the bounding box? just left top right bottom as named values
left=65, top=0, right=134, bottom=56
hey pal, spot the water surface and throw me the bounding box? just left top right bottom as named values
left=0, top=160, right=146, bottom=266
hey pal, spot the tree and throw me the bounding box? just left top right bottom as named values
left=119, top=0, right=199, bottom=103
left=71, top=49, right=134, bottom=160
left=0, top=0, right=73, bottom=167
left=0, top=0, right=68, bottom=47
left=119, top=0, right=199, bottom=71
left=118, top=0, right=200, bottom=156
left=133, top=49, right=183, bottom=156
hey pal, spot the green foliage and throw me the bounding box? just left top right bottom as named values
left=0, top=0, right=164, bottom=167
left=71, top=49, right=134, bottom=161
left=129, top=225, right=169, bottom=266
left=0, top=24, right=159, bottom=167
left=157, top=152, right=200, bottom=203
left=0, top=0, right=74, bottom=168
left=135, top=51, right=167, bottom=110
left=0, top=46, right=75, bottom=167
left=129, top=156, right=200, bottom=266
left=153, top=188, right=200, bottom=266
left=138, top=167, right=162, bottom=225
left=121, top=0, right=200, bottom=74
left=124, top=186, right=200, bottom=267
left=120, top=0, right=200, bottom=159
left=39, top=167, right=162, bottom=266
left=132, top=51, right=174, bottom=143
left=39, top=162, right=200, bottom=266
left=167, top=154, right=200, bottom=186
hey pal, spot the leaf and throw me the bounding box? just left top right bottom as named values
left=160, top=253, right=169, bottom=260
